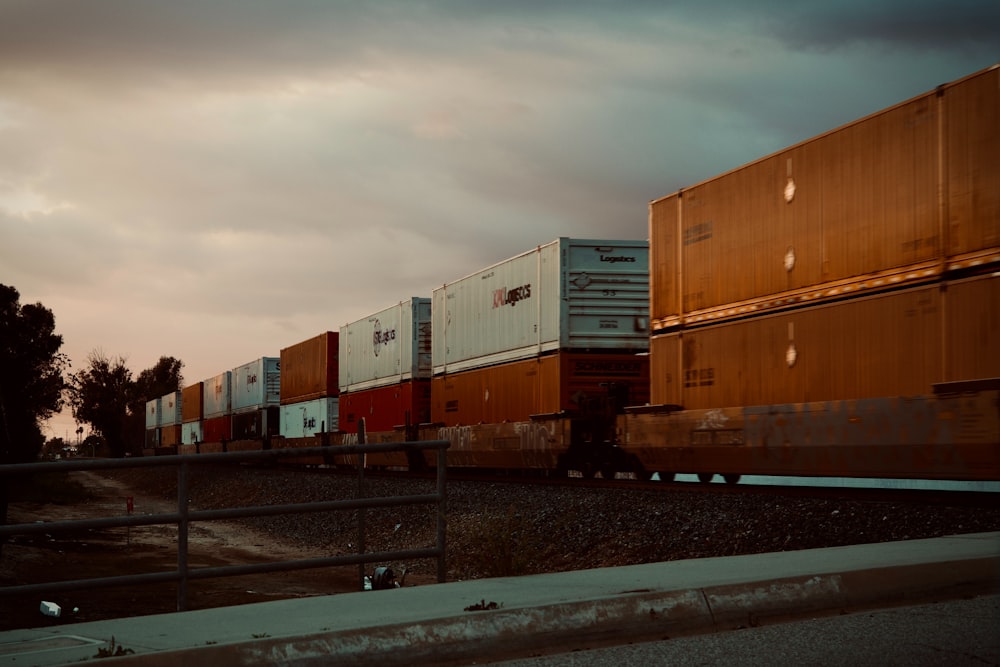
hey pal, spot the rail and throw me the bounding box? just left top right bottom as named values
left=0, top=439, right=449, bottom=612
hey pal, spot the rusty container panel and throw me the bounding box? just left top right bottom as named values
left=944, top=273, right=1000, bottom=382
left=203, top=371, right=232, bottom=419
left=649, top=194, right=680, bottom=331
left=160, top=424, right=182, bottom=447
left=280, top=331, right=339, bottom=404
left=181, top=383, right=203, bottom=423
left=944, top=66, right=1000, bottom=260
left=202, top=415, right=231, bottom=444
left=339, top=379, right=430, bottom=434
left=160, top=391, right=182, bottom=426
left=677, top=88, right=940, bottom=319
left=673, top=284, right=943, bottom=409
left=649, top=333, right=682, bottom=407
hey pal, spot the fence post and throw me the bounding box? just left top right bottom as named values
left=437, top=443, right=447, bottom=583
left=177, top=460, right=190, bottom=611
left=357, top=418, right=367, bottom=591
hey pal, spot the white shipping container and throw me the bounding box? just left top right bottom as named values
left=160, top=391, right=183, bottom=426
left=203, top=371, right=232, bottom=419
left=432, top=238, right=650, bottom=374
left=182, top=421, right=203, bottom=445
left=279, top=397, right=339, bottom=438
left=340, top=298, right=432, bottom=393
left=232, top=357, right=281, bottom=413
left=145, top=398, right=161, bottom=429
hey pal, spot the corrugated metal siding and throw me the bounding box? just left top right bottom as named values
left=340, top=298, right=432, bottom=392
left=338, top=380, right=430, bottom=433
left=203, top=371, right=231, bottom=419
left=145, top=398, right=160, bottom=429
left=650, top=65, right=999, bottom=332
left=433, top=238, right=649, bottom=374
left=945, top=66, right=1000, bottom=259
left=280, top=332, right=339, bottom=404
left=943, top=273, right=1000, bottom=381
left=232, top=357, right=280, bottom=413
left=160, top=391, right=182, bottom=426
left=181, top=383, right=203, bottom=422
left=279, top=397, right=339, bottom=438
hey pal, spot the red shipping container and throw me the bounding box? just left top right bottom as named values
left=339, top=380, right=431, bottom=434
left=202, top=415, right=232, bottom=444
left=280, top=332, right=339, bottom=404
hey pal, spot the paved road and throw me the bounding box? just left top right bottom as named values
left=492, top=594, right=1000, bottom=666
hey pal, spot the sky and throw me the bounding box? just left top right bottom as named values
left=1, top=1, right=997, bottom=440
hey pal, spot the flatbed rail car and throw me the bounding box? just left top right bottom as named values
left=617, top=379, right=1000, bottom=483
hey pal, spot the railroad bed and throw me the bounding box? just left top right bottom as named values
left=103, top=465, right=1000, bottom=582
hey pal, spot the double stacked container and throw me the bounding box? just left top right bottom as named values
left=158, top=391, right=183, bottom=446
left=279, top=332, right=339, bottom=438
left=648, top=65, right=1000, bottom=409
left=202, top=371, right=232, bottom=443
left=144, top=398, right=161, bottom=447
left=339, top=298, right=432, bottom=434
left=431, top=238, right=651, bottom=425
left=181, top=382, right=204, bottom=445
left=231, top=357, right=281, bottom=440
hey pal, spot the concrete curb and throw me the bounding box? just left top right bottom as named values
left=107, top=555, right=1000, bottom=667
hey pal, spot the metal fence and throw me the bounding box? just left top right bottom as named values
left=0, top=439, right=448, bottom=612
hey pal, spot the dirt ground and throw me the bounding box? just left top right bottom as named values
left=0, top=471, right=430, bottom=632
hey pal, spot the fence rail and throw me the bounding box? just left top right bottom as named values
left=0, top=439, right=449, bottom=612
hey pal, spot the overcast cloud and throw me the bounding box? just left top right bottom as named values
left=1, top=0, right=996, bottom=438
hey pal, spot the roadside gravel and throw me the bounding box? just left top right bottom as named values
left=105, top=465, right=1000, bottom=583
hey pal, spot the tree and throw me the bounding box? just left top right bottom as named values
left=125, top=356, right=184, bottom=452
left=68, top=350, right=133, bottom=458
left=0, top=284, right=67, bottom=464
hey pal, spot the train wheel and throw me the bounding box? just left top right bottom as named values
left=722, top=473, right=742, bottom=485
left=697, top=472, right=715, bottom=484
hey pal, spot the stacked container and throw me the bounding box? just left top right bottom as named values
left=431, top=238, right=651, bottom=426
left=202, top=371, right=232, bottom=443
left=648, top=65, right=1000, bottom=409
left=144, top=398, right=161, bottom=447
left=181, top=382, right=204, bottom=445
left=231, top=357, right=281, bottom=440
left=279, top=332, right=339, bottom=438
left=158, top=391, right=183, bottom=446
left=339, top=298, right=432, bottom=434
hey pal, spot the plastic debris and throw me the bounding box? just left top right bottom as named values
left=40, top=601, right=61, bottom=618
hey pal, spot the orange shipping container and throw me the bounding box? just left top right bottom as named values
left=181, top=383, right=203, bottom=423
left=650, top=65, right=999, bottom=331
left=649, top=273, right=998, bottom=409
left=280, top=331, right=339, bottom=405
left=431, top=352, right=649, bottom=426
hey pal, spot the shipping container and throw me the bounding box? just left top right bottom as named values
left=144, top=427, right=159, bottom=448
left=432, top=238, right=649, bottom=375
left=279, top=397, right=339, bottom=438
left=232, top=357, right=281, bottom=413
left=431, top=351, right=650, bottom=426
left=339, top=380, right=431, bottom=434
left=181, top=383, right=203, bottom=423
left=160, top=391, right=182, bottom=426
left=203, top=371, right=232, bottom=419
left=145, top=398, right=160, bottom=429
left=340, top=298, right=432, bottom=393
left=280, top=332, right=339, bottom=404
left=182, top=421, right=202, bottom=445
left=649, top=65, right=1000, bottom=331
left=202, top=414, right=231, bottom=444
left=160, top=424, right=182, bottom=447
left=232, top=406, right=280, bottom=440
left=649, top=274, right=998, bottom=409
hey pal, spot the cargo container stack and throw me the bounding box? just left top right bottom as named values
left=339, top=299, right=432, bottom=436
left=647, top=65, right=1000, bottom=410
left=181, top=382, right=204, bottom=448
left=231, top=357, right=281, bottom=442
left=202, top=371, right=232, bottom=444
left=430, top=238, right=651, bottom=426
left=279, top=332, right=340, bottom=439
left=144, top=397, right=161, bottom=449
left=158, top=391, right=183, bottom=447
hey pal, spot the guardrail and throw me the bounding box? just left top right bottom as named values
left=0, top=439, right=449, bottom=612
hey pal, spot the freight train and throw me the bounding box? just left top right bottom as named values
left=144, top=65, right=1000, bottom=484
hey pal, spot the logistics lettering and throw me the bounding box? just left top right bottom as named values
left=492, top=283, right=532, bottom=308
